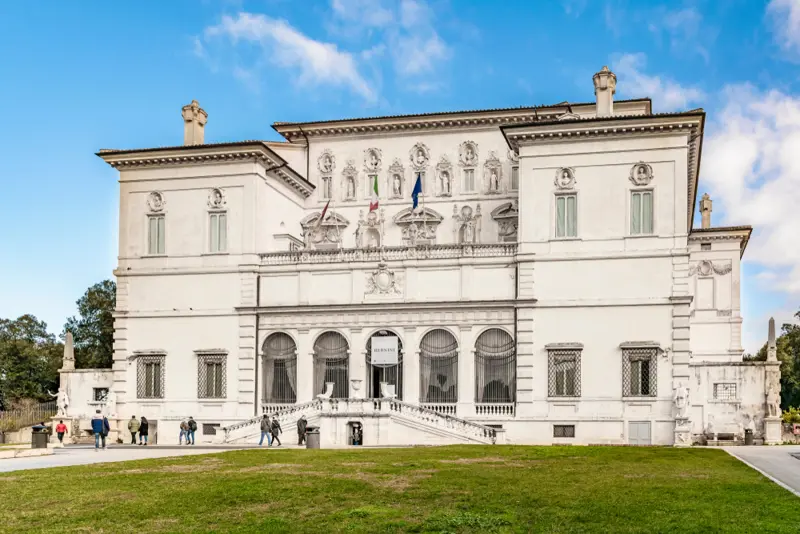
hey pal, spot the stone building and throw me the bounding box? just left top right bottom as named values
left=54, top=67, right=781, bottom=447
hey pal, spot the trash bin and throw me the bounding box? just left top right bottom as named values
left=744, top=428, right=754, bottom=446
left=306, top=426, right=320, bottom=449
left=31, top=426, right=49, bottom=449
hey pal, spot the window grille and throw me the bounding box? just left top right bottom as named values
left=93, top=388, right=109, bottom=402
left=137, top=355, right=165, bottom=399
left=622, top=348, right=657, bottom=397
left=313, top=331, right=349, bottom=399
left=366, top=331, right=403, bottom=400
left=631, top=190, right=654, bottom=235
left=548, top=349, right=581, bottom=397
left=511, top=166, right=519, bottom=190
left=262, top=333, right=298, bottom=404
left=713, top=383, right=737, bottom=401
left=475, top=329, right=516, bottom=403
left=553, top=425, right=575, bottom=438
left=198, top=354, right=226, bottom=399
left=209, top=212, right=227, bottom=252
left=202, top=424, right=218, bottom=436
left=147, top=215, right=165, bottom=254
left=420, top=329, right=458, bottom=404
left=463, top=169, right=475, bottom=192
left=555, top=194, right=577, bottom=238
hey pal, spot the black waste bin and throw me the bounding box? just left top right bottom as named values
left=31, top=426, right=49, bottom=449
left=744, top=428, right=754, bottom=446
left=306, top=426, right=320, bottom=449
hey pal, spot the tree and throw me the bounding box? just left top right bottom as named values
left=0, top=315, right=62, bottom=410
left=63, top=280, right=116, bottom=369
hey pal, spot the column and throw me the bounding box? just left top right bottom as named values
left=457, top=325, right=476, bottom=418
left=296, top=329, right=313, bottom=403
left=403, top=326, right=420, bottom=404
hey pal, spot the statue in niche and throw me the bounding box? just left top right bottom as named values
left=673, top=382, right=690, bottom=419
left=355, top=225, right=363, bottom=249
left=393, top=174, right=402, bottom=196
left=440, top=171, right=451, bottom=195
left=346, top=177, right=355, bottom=199
left=464, top=220, right=475, bottom=243
left=490, top=171, right=499, bottom=192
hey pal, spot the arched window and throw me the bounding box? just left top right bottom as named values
left=475, top=328, right=515, bottom=403
left=313, top=331, right=349, bottom=399
left=262, top=333, right=297, bottom=404
left=365, top=330, right=403, bottom=400
left=419, top=329, right=458, bottom=405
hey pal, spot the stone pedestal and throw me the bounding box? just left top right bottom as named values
left=674, top=418, right=692, bottom=447
left=764, top=417, right=782, bottom=445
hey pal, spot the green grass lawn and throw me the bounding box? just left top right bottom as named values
left=0, top=445, right=796, bottom=533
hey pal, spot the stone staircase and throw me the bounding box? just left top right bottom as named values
left=219, top=398, right=500, bottom=446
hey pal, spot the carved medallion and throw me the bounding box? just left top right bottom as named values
left=459, top=141, right=479, bottom=167
left=554, top=168, right=576, bottom=190
left=364, top=148, right=382, bottom=172
left=208, top=188, right=225, bottom=209
left=318, top=149, right=336, bottom=174
left=630, top=162, right=654, bottom=186
left=365, top=263, right=402, bottom=296
left=147, top=192, right=165, bottom=212
left=409, top=142, right=431, bottom=170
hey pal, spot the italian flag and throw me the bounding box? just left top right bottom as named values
left=369, top=175, right=379, bottom=212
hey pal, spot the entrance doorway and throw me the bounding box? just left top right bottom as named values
left=366, top=330, right=403, bottom=399
left=348, top=421, right=363, bottom=446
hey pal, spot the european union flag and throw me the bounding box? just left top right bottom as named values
left=411, top=173, right=423, bottom=209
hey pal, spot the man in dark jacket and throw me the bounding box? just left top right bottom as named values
left=259, top=414, right=271, bottom=446
left=91, top=410, right=110, bottom=451
left=297, top=416, right=307, bottom=445
left=187, top=416, right=197, bottom=445
left=270, top=415, right=282, bottom=447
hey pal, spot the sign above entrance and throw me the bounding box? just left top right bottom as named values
left=371, top=336, right=399, bottom=366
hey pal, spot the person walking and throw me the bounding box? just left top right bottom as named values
left=91, top=410, right=108, bottom=451
left=179, top=421, right=188, bottom=445
left=259, top=414, right=271, bottom=446
left=297, top=415, right=307, bottom=446
left=139, top=416, right=149, bottom=445
left=270, top=414, right=282, bottom=447
left=128, top=415, right=140, bottom=445
left=187, top=416, right=197, bottom=445
left=55, top=420, right=68, bottom=444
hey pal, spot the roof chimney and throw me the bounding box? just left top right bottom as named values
left=593, top=66, right=617, bottom=117
left=700, top=193, right=713, bottom=229
left=182, top=100, right=207, bottom=145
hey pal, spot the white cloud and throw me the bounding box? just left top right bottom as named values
left=768, top=0, right=800, bottom=56
left=612, top=53, right=705, bottom=111
left=703, top=85, right=800, bottom=295
left=331, top=0, right=393, bottom=28
left=204, top=12, right=375, bottom=101
left=562, top=0, right=588, bottom=17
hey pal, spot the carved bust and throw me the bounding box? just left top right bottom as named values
left=147, top=192, right=165, bottom=212
left=630, top=162, right=653, bottom=186
left=554, top=168, right=576, bottom=190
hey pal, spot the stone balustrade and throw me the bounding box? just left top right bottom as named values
left=475, top=403, right=516, bottom=417
left=420, top=403, right=457, bottom=416
left=388, top=399, right=497, bottom=444
left=260, top=243, right=518, bottom=265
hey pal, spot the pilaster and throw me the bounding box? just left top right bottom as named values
left=515, top=306, right=535, bottom=416
left=671, top=252, right=692, bottom=446
left=236, top=314, right=256, bottom=412
left=403, top=326, right=420, bottom=403
left=457, top=325, right=476, bottom=418
left=296, top=328, right=313, bottom=403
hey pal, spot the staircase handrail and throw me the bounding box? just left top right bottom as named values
left=388, top=399, right=497, bottom=444
left=221, top=399, right=322, bottom=441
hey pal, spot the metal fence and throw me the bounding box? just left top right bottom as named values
left=0, top=400, right=57, bottom=432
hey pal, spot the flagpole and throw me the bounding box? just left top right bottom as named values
left=332, top=193, right=341, bottom=249
left=421, top=172, right=428, bottom=237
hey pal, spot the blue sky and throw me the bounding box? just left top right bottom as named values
left=1, top=0, right=799, bottom=352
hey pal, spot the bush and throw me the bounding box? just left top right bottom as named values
left=781, top=407, right=800, bottom=424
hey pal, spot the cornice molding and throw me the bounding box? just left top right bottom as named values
left=98, top=144, right=314, bottom=198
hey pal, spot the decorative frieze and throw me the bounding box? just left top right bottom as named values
left=365, top=263, right=403, bottom=297
left=689, top=260, right=732, bottom=277
left=393, top=207, right=443, bottom=246
left=260, top=243, right=517, bottom=265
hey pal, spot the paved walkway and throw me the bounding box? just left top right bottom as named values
left=725, top=445, right=800, bottom=497
left=0, top=445, right=291, bottom=474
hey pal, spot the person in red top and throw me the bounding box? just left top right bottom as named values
left=55, top=420, right=68, bottom=444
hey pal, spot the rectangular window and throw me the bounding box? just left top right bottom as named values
left=198, top=354, right=226, bottom=399
left=555, top=194, right=577, bottom=238
left=147, top=215, right=165, bottom=255
left=511, top=166, right=519, bottom=190
left=713, top=383, right=737, bottom=401
left=366, top=174, right=377, bottom=197
left=93, top=388, right=109, bottom=402
left=553, top=425, right=575, bottom=438
left=631, top=190, right=654, bottom=235
left=701, top=243, right=711, bottom=251
left=548, top=350, right=581, bottom=397
left=202, top=423, right=219, bottom=436
left=137, top=355, right=165, bottom=399
left=209, top=212, right=227, bottom=253
left=322, top=177, right=332, bottom=200
left=622, top=348, right=657, bottom=397
left=463, top=169, right=475, bottom=192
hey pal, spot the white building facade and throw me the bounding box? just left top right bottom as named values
left=57, top=67, right=781, bottom=447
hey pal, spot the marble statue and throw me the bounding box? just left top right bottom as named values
left=347, top=177, right=355, bottom=199
left=706, top=414, right=715, bottom=436
left=415, top=149, right=426, bottom=166
left=393, top=175, right=402, bottom=196
left=673, top=382, right=689, bottom=419
left=767, top=378, right=780, bottom=417
left=322, top=154, right=333, bottom=173
left=490, top=171, right=499, bottom=191
left=465, top=146, right=476, bottom=165
left=440, top=171, right=450, bottom=194
left=105, top=389, right=117, bottom=417
left=355, top=226, right=363, bottom=249
left=49, top=390, right=69, bottom=417
left=464, top=220, right=475, bottom=243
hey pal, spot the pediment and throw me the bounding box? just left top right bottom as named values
left=491, top=201, right=519, bottom=221
left=300, top=210, right=349, bottom=229
left=392, top=207, right=444, bottom=225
